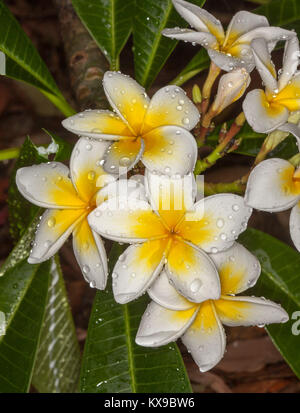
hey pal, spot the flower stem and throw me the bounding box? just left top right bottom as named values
left=0, top=147, right=20, bottom=161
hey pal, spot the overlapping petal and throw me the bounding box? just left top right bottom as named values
left=102, top=138, right=145, bottom=173
left=290, top=202, right=300, bottom=252
left=245, top=158, right=300, bottom=212
left=251, top=38, right=277, bottom=94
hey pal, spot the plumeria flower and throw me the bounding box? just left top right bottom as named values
left=16, top=137, right=116, bottom=289
left=163, top=0, right=293, bottom=72
left=245, top=156, right=300, bottom=252
left=243, top=36, right=300, bottom=134
left=88, top=171, right=252, bottom=304
left=136, top=243, right=288, bottom=372
left=62, top=71, right=199, bottom=176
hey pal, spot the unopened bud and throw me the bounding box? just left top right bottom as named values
left=192, top=84, right=202, bottom=104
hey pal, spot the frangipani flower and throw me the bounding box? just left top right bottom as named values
left=88, top=171, right=252, bottom=304
left=245, top=157, right=300, bottom=252
left=163, top=0, right=293, bottom=72
left=136, top=243, right=288, bottom=372
left=16, top=137, right=116, bottom=289
left=62, top=71, right=199, bottom=176
left=243, top=36, right=300, bottom=134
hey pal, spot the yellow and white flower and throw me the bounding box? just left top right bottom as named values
left=243, top=36, right=300, bottom=134
left=16, top=137, right=116, bottom=289
left=62, top=71, right=199, bottom=176
left=163, top=0, right=293, bottom=72
left=136, top=243, right=288, bottom=372
left=88, top=171, right=252, bottom=304
left=245, top=156, right=300, bottom=252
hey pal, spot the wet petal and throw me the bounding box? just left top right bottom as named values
left=148, top=270, right=195, bottom=311
left=88, top=197, right=167, bottom=243
left=70, top=137, right=114, bottom=203
left=224, top=11, right=269, bottom=47
left=73, top=218, right=108, bottom=290
left=16, top=163, right=85, bottom=209
left=245, top=158, right=300, bottom=212
left=182, top=301, right=226, bottom=372
left=62, top=109, right=132, bottom=140
left=102, top=138, right=144, bottom=173
left=162, top=28, right=218, bottom=49
left=236, top=26, right=294, bottom=48
left=112, top=239, right=167, bottom=303
left=142, top=85, right=200, bottom=133
left=142, top=125, right=197, bottom=176
left=178, top=194, right=252, bottom=253
left=172, top=0, right=225, bottom=42
left=96, top=178, right=147, bottom=206
left=28, top=209, right=84, bottom=264
left=278, top=35, right=300, bottom=91
left=243, top=89, right=289, bottom=133
left=215, top=295, right=289, bottom=327
left=211, top=68, right=250, bottom=114
left=211, top=242, right=261, bottom=295
left=251, top=38, right=277, bottom=94
left=135, top=300, right=198, bottom=347
left=103, top=71, right=149, bottom=135
left=207, top=48, right=253, bottom=72
left=279, top=122, right=300, bottom=142
left=274, top=73, right=300, bottom=112
left=145, top=170, right=196, bottom=229
left=290, top=202, right=300, bottom=252
left=166, top=240, right=220, bottom=303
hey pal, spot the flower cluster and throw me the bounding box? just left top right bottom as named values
left=16, top=0, right=296, bottom=372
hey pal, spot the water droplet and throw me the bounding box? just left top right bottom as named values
left=216, top=218, right=224, bottom=228
left=83, top=265, right=90, bottom=274
left=232, top=204, right=240, bottom=212
left=88, top=170, right=96, bottom=181
left=190, top=278, right=202, bottom=293
left=47, top=217, right=56, bottom=228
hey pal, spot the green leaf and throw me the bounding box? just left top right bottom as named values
left=71, top=0, right=134, bottom=70
left=133, top=0, right=206, bottom=89
left=43, top=129, right=74, bottom=162
left=206, top=122, right=298, bottom=159
left=240, top=228, right=300, bottom=379
left=80, top=243, right=192, bottom=393
left=172, top=49, right=210, bottom=86
left=255, top=0, right=300, bottom=36
left=31, top=256, right=81, bottom=393
left=0, top=258, right=51, bottom=392
left=0, top=2, right=74, bottom=116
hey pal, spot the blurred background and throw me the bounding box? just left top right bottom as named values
left=0, top=0, right=299, bottom=393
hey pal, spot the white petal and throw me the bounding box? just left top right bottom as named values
left=148, top=270, right=194, bottom=310
left=224, top=11, right=269, bottom=46
left=96, top=178, right=147, bottom=206
left=142, top=125, right=197, bottom=176
left=212, top=68, right=250, bottom=114
left=88, top=197, right=166, bottom=243
left=166, top=240, right=221, bottom=303
left=279, top=122, right=300, bottom=143
left=70, top=137, right=115, bottom=202
left=278, top=35, right=300, bottom=91
left=251, top=38, right=278, bottom=94
left=290, top=202, right=300, bottom=252
left=28, top=209, right=84, bottom=264
left=103, top=71, right=149, bottom=135
left=112, top=239, right=166, bottom=303
left=236, top=26, right=294, bottom=48
left=62, top=109, right=132, bottom=140
left=207, top=48, right=253, bottom=72
left=172, top=0, right=224, bottom=42
left=16, top=163, right=85, bottom=209
left=181, top=301, right=226, bottom=372
left=243, top=89, right=289, bottom=133
left=73, top=220, right=108, bottom=290
left=102, top=138, right=144, bottom=173
left=162, top=28, right=218, bottom=49
left=245, top=158, right=300, bottom=212
left=142, top=85, right=200, bottom=132
left=210, top=242, right=261, bottom=294
left=135, top=300, right=198, bottom=347
left=179, top=194, right=252, bottom=253
left=215, top=296, right=289, bottom=327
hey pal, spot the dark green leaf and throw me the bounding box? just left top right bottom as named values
left=206, top=122, right=298, bottom=159
left=72, top=0, right=134, bottom=70
left=133, top=0, right=206, bottom=89
left=80, top=243, right=192, bottom=393
left=0, top=259, right=51, bottom=392
left=0, top=2, right=74, bottom=116
left=240, top=227, right=300, bottom=379
left=172, top=48, right=210, bottom=86
left=31, top=256, right=81, bottom=393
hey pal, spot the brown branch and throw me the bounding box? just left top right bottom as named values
left=53, top=0, right=109, bottom=111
